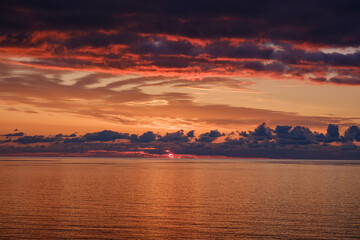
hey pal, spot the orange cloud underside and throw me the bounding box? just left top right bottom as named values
left=0, top=30, right=359, bottom=134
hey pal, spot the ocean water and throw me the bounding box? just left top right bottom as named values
left=0, top=157, right=359, bottom=239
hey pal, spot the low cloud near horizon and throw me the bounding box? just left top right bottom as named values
left=1, top=123, right=360, bottom=159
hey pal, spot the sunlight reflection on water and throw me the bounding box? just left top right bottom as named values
left=0, top=157, right=360, bottom=239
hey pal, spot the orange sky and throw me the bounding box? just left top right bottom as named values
left=0, top=60, right=358, bottom=135
left=0, top=1, right=360, bottom=135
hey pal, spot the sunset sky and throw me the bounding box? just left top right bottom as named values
left=0, top=0, right=359, bottom=135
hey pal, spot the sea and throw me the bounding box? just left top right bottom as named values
left=0, top=157, right=359, bottom=239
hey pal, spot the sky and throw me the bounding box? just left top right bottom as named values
left=0, top=0, right=359, bottom=155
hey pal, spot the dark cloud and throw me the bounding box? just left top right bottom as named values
left=15, top=135, right=61, bottom=144
left=274, top=126, right=315, bottom=145
left=1, top=0, right=359, bottom=46
left=272, top=48, right=360, bottom=67
left=326, top=124, right=340, bottom=139
left=251, top=123, right=273, bottom=140
left=137, top=131, right=158, bottom=143
left=341, top=142, right=357, bottom=150
left=158, top=130, right=190, bottom=142
left=328, top=77, right=360, bottom=86
left=83, top=130, right=130, bottom=142
left=3, top=132, right=24, bottom=137
left=243, top=61, right=287, bottom=73
left=197, top=130, right=224, bottom=143
left=275, top=125, right=292, bottom=137
left=130, top=37, right=199, bottom=56
left=205, top=41, right=274, bottom=59
left=344, top=126, right=360, bottom=141
left=311, top=76, right=360, bottom=85
left=1, top=6, right=359, bottom=86
left=2, top=123, right=360, bottom=159
left=151, top=58, right=192, bottom=68
left=273, top=124, right=354, bottom=144
left=186, top=130, right=195, bottom=138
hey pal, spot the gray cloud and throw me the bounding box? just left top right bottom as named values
left=2, top=123, right=360, bottom=159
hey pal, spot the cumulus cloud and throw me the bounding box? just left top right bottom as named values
left=158, top=130, right=190, bottom=142
left=186, top=130, right=195, bottom=138
left=250, top=123, right=273, bottom=140
left=344, top=126, right=360, bottom=141
left=275, top=125, right=292, bottom=137
left=275, top=126, right=314, bottom=145
left=273, top=124, right=349, bottom=145
left=325, top=124, right=340, bottom=142
left=83, top=130, right=130, bottom=142
left=137, top=131, right=158, bottom=143
left=197, top=130, right=224, bottom=143
left=1, top=123, right=360, bottom=159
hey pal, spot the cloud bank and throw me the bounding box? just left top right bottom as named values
left=0, top=0, right=359, bottom=84
left=1, top=124, right=359, bottom=159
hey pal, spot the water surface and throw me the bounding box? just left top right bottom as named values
left=0, top=157, right=360, bottom=239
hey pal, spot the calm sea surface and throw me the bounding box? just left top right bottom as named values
left=0, top=157, right=360, bottom=239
